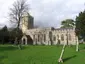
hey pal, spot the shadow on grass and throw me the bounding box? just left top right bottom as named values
left=0, top=46, right=17, bottom=52
left=63, top=55, right=77, bottom=62
left=0, top=56, right=7, bottom=61
left=79, top=44, right=85, bottom=51
left=0, top=56, right=7, bottom=64
left=79, top=46, right=85, bottom=52
left=0, top=45, right=27, bottom=52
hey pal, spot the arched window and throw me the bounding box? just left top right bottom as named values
left=49, top=32, right=52, bottom=37
left=44, top=34, right=46, bottom=42
left=33, top=35, right=35, bottom=40
left=49, top=31, right=52, bottom=40
left=38, top=35, right=39, bottom=42
left=61, top=34, right=64, bottom=41
left=53, top=36, right=56, bottom=41
left=57, top=35, right=59, bottom=39
left=69, top=34, right=71, bottom=40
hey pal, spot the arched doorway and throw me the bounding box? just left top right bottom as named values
left=22, top=35, right=33, bottom=45
left=23, top=38, right=26, bottom=44
left=22, top=35, right=27, bottom=45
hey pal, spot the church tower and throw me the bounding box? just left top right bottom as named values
left=21, top=13, right=34, bottom=34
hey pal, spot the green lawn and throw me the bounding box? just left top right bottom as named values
left=0, top=44, right=85, bottom=64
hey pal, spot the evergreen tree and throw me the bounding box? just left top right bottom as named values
left=75, top=11, right=85, bottom=40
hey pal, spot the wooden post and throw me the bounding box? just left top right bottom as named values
left=76, top=36, right=79, bottom=52
left=58, top=43, right=66, bottom=63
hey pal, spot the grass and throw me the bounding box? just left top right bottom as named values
left=0, top=44, right=85, bottom=64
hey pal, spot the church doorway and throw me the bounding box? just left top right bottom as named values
left=22, top=35, right=33, bottom=45
left=23, top=39, right=26, bottom=44
left=22, top=36, right=27, bottom=45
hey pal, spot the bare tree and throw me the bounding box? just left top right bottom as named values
left=9, top=0, right=29, bottom=45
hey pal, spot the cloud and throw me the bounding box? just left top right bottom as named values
left=0, top=0, right=85, bottom=28
left=29, top=0, right=85, bottom=27
left=0, top=0, right=16, bottom=27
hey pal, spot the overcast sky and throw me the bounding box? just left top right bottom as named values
left=0, top=0, right=85, bottom=28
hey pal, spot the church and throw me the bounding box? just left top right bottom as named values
left=21, top=13, right=78, bottom=45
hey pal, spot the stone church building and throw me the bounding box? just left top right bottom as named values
left=21, top=13, right=78, bottom=45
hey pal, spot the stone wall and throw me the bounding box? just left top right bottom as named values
left=22, top=27, right=78, bottom=45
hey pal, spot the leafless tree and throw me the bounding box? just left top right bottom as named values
left=9, top=0, right=29, bottom=45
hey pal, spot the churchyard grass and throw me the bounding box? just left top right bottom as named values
left=0, top=44, right=85, bottom=64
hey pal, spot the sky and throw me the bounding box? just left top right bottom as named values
left=0, top=0, right=85, bottom=28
